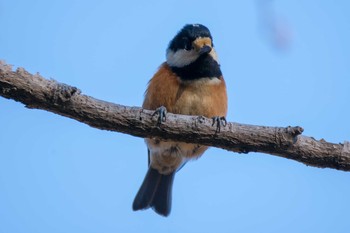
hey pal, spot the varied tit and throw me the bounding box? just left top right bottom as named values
left=133, top=24, right=228, bottom=217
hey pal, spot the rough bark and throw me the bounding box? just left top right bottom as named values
left=1, top=60, right=349, bottom=171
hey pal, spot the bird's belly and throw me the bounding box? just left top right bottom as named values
left=146, top=138, right=208, bottom=175
left=174, top=94, right=203, bottom=115
left=172, top=78, right=224, bottom=117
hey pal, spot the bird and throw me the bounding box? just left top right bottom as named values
left=132, top=24, right=228, bottom=217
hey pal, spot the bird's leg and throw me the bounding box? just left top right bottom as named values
left=152, top=106, right=167, bottom=125
left=211, top=116, right=227, bottom=133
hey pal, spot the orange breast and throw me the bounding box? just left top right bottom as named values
left=143, top=63, right=228, bottom=118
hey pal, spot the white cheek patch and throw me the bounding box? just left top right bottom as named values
left=166, top=48, right=220, bottom=68
left=209, top=49, right=219, bottom=64
left=166, top=49, right=200, bottom=68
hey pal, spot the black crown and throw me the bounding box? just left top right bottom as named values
left=168, top=24, right=213, bottom=51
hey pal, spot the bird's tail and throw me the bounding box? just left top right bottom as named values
left=132, top=167, right=175, bottom=217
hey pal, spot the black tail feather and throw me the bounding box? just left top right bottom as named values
left=151, top=171, right=175, bottom=216
left=132, top=167, right=161, bottom=210
left=132, top=167, right=175, bottom=217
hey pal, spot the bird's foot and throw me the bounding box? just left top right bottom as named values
left=152, top=106, right=167, bottom=125
left=212, top=116, right=227, bottom=133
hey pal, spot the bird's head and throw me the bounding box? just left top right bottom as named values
left=166, top=24, right=219, bottom=68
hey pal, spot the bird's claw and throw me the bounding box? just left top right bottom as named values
left=153, top=106, right=167, bottom=125
left=212, top=116, right=227, bottom=133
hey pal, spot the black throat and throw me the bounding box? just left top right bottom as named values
left=169, top=54, right=222, bottom=80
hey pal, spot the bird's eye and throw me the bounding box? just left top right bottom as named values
left=182, top=37, right=193, bottom=50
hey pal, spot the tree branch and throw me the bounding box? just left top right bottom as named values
left=1, top=60, right=349, bottom=171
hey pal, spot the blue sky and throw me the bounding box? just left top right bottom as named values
left=1, top=0, right=350, bottom=232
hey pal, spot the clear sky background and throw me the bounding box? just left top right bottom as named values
left=1, top=1, right=350, bottom=232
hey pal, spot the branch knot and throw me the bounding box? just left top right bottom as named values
left=50, top=81, right=80, bottom=105
left=275, top=126, right=304, bottom=148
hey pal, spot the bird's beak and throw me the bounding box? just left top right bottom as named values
left=199, top=45, right=212, bottom=55
left=193, top=37, right=212, bottom=55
